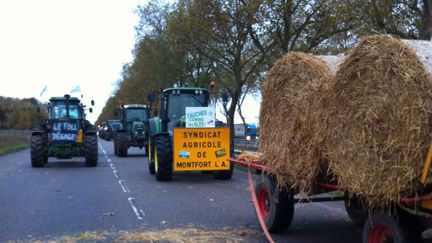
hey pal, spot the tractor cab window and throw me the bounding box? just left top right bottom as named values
left=167, top=92, right=207, bottom=133
left=125, top=109, right=147, bottom=122
left=51, top=103, right=79, bottom=119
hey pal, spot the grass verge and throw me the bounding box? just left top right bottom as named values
left=0, top=135, right=29, bottom=155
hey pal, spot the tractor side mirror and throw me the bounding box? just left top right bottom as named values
left=147, top=92, right=155, bottom=103
left=89, top=108, right=93, bottom=113
left=114, top=109, right=120, bottom=117
left=91, top=100, right=95, bottom=106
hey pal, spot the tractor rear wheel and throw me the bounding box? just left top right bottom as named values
left=84, top=135, right=98, bottom=167
left=31, top=135, right=46, bottom=168
left=113, top=136, right=118, bottom=155
left=117, top=132, right=128, bottom=157
left=148, top=138, right=155, bottom=175
left=254, top=175, right=294, bottom=233
left=154, top=135, right=172, bottom=181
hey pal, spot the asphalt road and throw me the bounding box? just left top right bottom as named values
left=0, top=139, right=367, bottom=242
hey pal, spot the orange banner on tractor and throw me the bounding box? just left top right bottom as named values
left=173, top=127, right=230, bottom=171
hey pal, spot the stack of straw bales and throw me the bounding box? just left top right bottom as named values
left=326, top=36, right=432, bottom=208
left=259, top=35, right=432, bottom=207
left=259, top=52, right=334, bottom=195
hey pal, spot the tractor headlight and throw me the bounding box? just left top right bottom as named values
left=246, top=135, right=251, bottom=141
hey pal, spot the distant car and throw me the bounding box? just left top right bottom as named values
left=104, top=119, right=120, bottom=141
left=98, top=122, right=107, bottom=139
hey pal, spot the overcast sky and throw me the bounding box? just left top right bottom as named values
left=0, top=0, right=260, bottom=125
left=0, top=0, right=146, bottom=123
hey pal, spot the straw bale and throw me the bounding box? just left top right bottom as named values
left=259, top=52, right=334, bottom=195
left=326, top=35, right=432, bottom=208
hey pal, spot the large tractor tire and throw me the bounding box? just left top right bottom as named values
left=148, top=138, right=155, bottom=175
left=105, top=131, right=112, bottom=141
left=154, top=134, right=173, bottom=181
left=117, top=132, right=128, bottom=157
left=254, top=175, right=294, bottom=233
left=31, top=135, right=46, bottom=168
left=84, top=135, right=98, bottom=167
left=362, top=212, right=418, bottom=243
left=214, top=161, right=234, bottom=180
left=345, top=194, right=368, bottom=226
left=113, top=136, right=118, bottom=155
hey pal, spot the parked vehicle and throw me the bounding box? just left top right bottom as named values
left=234, top=123, right=258, bottom=140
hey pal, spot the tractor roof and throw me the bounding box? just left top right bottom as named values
left=122, top=104, right=147, bottom=109
left=163, top=87, right=208, bottom=93
left=49, top=96, right=80, bottom=102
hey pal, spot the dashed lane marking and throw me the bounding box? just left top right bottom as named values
left=128, top=197, right=145, bottom=220
left=113, top=170, right=120, bottom=178
left=99, top=142, right=145, bottom=220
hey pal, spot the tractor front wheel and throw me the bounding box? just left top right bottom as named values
left=254, top=175, right=294, bottom=233
left=84, top=135, right=98, bottom=167
left=154, top=135, right=172, bottom=181
left=117, top=132, right=128, bottom=157
left=148, top=138, right=155, bottom=175
left=214, top=161, right=234, bottom=180
left=31, top=135, right=46, bottom=168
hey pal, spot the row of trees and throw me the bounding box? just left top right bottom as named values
left=96, top=0, right=432, bottom=134
left=0, top=97, right=47, bottom=130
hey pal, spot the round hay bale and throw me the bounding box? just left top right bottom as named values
left=259, top=52, right=334, bottom=195
left=326, top=35, right=432, bottom=208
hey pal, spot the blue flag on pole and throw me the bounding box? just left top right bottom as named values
left=70, top=85, right=81, bottom=93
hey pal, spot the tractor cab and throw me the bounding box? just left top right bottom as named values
left=49, top=96, right=82, bottom=120
left=159, top=88, right=209, bottom=135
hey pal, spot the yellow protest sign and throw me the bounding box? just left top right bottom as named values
left=173, top=127, right=230, bottom=171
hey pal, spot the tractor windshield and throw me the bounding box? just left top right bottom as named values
left=167, top=93, right=207, bottom=133
left=125, top=109, right=147, bottom=122
left=51, top=102, right=80, bottom=119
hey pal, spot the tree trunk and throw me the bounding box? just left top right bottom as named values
left=421, top=0, right=432, bottom=40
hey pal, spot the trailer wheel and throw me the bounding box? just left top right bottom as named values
left=148, top=138, right=155, bottom=175
left=345, top=194, right=368, bottom=226
left=254, top=175, right=294, bottom=233
left=154, top=134, right=172, bottom=181
left=363, top=212, right=414, bottom=243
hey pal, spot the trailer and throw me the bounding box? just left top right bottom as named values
left=229, top=154, right=432, bottom=243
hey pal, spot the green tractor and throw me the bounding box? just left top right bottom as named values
left=113, top=104, right=150, bottom=157
left=147, top=87, right=233, bottom=181
left=30, top=94, right=98, bottom=167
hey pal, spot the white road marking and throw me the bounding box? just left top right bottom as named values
left=113, top=170, right=120, bottom=178
left=128, top=197, right=145, bottom=220
left=100, top=142, right=145, bottom=221
left=119, top=180, right=130, bottom=193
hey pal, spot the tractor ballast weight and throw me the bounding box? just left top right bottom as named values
left=30, top=94, right=98, bottom=167
left=147, top=87, right=233, bottom=181
left=113, top=104, right=150, bottom=157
